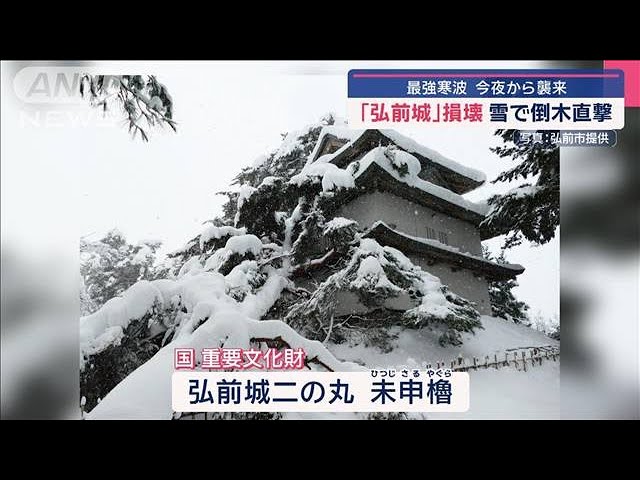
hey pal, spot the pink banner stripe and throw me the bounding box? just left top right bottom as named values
left=352, top=73, right=619, bottom=78
left=604, top=60, right=639, bottom=107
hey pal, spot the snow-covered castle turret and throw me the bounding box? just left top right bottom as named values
left=304, top=127, right=524, bottom=316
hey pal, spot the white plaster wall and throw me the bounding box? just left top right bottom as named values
left=333, top=191, right=492, bottom=315
left=336, top=191, right=483, bottom=255
left=301, top=191, right=494, bottom=317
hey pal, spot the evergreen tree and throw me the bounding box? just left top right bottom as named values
left=80, top=229, right=162, bottom=313
left=483, top=246, right=530, bottom=324
left=222, top=117, right=482, bottom=347
left=80, top=233, right=173, bottom=412
left=480, top=130, right=559, bottom=250
left=80, top=75, right=176, bottom=141
left=79, top=275, right=96, bottom=316
left=81, top=116, right=484, bottom=415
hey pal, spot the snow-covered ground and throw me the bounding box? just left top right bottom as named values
left=430, top=362, right=559, bottom=420
left=328, top=315, right=560, bottom=419
left=329, top=315, right=555, bottom=366
left=86, top=313, right=558, bottom=420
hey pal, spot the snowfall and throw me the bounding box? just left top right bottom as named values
left=82, top=128, right=559, bottom=420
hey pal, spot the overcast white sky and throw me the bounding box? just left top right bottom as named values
left=1, top=60, right=558, bottom=319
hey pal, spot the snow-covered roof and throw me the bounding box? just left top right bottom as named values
left=294, top=144, right=489, bottom=224
left=307, top=126, right=364, bottom=162
left=354, top=147, right=488, bottom=218
left=381, top=130, right=485, bottom=183
left=364, top=221, right=524, bottom=281
left=309, top=127, right=486, bottom=194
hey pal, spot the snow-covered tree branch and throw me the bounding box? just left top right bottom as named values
left=480, top=129, right=559, bottom=250
left=80, top=75, right=176, bottom=141
left=80, top=115, right=500, bottom=418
